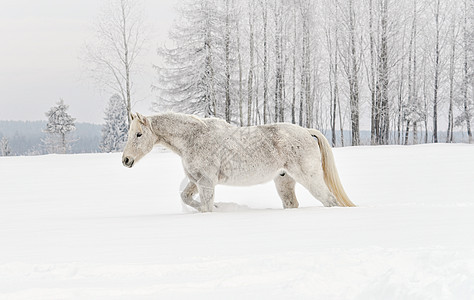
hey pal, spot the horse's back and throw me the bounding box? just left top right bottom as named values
left=199, top=120, right=318, bottom=158
left=203, top=122, right=320, bottom=185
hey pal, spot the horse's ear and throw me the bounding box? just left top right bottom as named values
left=136, top=113, right=149, bottom=127
left=130, top=113, right=135, bottom=121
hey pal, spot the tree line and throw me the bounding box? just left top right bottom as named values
left=153, top=0, right=474, bottom=146
left=0, top=122, right=102, bottom=156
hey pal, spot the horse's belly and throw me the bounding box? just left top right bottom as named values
left=218, top=167, right=281, bottom=186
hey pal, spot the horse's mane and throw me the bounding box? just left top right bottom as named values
left=162, top=112, right=235, bottom=129
left=158, top=112, right=206, bottom=127
left=189, top=114, right=208, bottom=127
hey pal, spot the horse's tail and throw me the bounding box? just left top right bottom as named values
left=307, top=129, right=356, bottom=207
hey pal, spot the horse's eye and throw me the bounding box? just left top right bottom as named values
left=136, top=132, right=142, bottom=138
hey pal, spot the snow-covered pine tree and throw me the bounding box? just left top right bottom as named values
left=100, top=94, right=128, bottom=152
left=1, top=136, right=12, bottom=156
left=153, top=0, right=237, bottom=120
left=43, top=99, right=76, bottom=154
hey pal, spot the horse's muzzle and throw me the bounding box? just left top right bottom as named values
left=122, top=156, right=135, bottom=168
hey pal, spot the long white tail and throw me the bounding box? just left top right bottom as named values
left=307, top=129, right=356, bottom=207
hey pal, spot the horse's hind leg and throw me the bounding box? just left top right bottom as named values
left=290, top=169, right=338, bottom=207
left=274, top=172, right=299, bottom=209
left=180, top=181, right=201, bottom=211
left=302, top=175, right=338, bottom=207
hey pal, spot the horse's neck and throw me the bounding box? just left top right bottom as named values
left=150, top=113, right=203, bottom=155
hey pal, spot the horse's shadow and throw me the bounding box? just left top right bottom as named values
left=215, top=202, right=253, bottom=212
left=101, top=202, right=325, bottom=220
left=181, top=201, right=253, bottom=213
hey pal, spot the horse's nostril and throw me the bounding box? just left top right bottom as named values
left=122, top=156, right=135, bottom=168
left=123, top=156, right=134, bottom=168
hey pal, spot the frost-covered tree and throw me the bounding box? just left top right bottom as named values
left=446, top=5, right=460, bottom=143
left=100, top=94, right=128, bottom=152
left=338, top=0, right=361, bottom=145
left=83, top=0, right=147, bottom=126
left=430, top=0, right=445, bottom=143
left=43, top=99, right=76, bottom=154
left=456, top=0, right=473, bottom=143
left=374, top=0, right=390, bottom=145
left=154, top=0, right=223, bottom=118
left=402, top=0, right=423, bottom=145
left=1, top=136, right=12, bottom=156
left=153, top=0, right=240, bottom=122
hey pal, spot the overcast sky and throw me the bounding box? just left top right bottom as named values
left=0, top=0, right=177, bottom=124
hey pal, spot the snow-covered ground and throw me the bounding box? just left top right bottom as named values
left=1, top=144, right=473, bottom=299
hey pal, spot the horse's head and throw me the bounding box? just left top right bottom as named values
left=122, top=113, right=156, bottom=168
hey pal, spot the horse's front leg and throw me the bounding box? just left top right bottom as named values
left=195, top=176, right=216, bottom=212
left=180, top=181, right=201, bottom=211
left=183, top=165, right=217, bottom=212
left=181, top=176, right=216, bottom=212
left=195, top=184, right=215, bottom=212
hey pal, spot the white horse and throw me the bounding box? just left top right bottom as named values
left=122, top=112, right=355, bottom=212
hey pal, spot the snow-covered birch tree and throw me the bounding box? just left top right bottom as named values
left=83, top=0, right=147, bottom=126
left=456, top=0, right=473, bottom=143
left=338, top=0, right=361, bottom=146
left=324, top=0, right=342, bottom=147
left=431, top=0, right=443, bottom=143
left=261, top=0, right=270, bottom=124
left=446, top=5, right=460, bottom=143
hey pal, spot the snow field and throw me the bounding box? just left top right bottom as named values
left=0, top=144, right=473, bottom=299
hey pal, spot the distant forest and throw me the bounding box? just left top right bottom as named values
left=1, top=119, right=472, bottom=157
left=0, top=121, right=101, bottom=156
